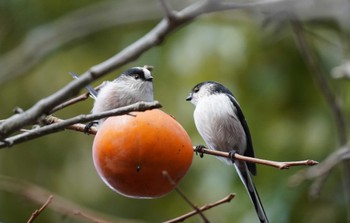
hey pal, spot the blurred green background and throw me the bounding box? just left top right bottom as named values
left=0, top=0, right=350, bottom=222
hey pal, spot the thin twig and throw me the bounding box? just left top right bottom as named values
left=0, top=0, right=167, bottom=85
left=27, top=195, right=53, bottom=223
left=0, top=175, right=142, bottom=223
left=290, top=15, right=350, bottom=217
left=0, top=101, right=161, bottom=148
left=164, top=193, right=235, bottom=223
left=159, top=0, right=177, bottom=21
left=49, top=81, right=105, bottom=114
left=290, top=16, right=347, bottom=145
left=162, top=171, right=209, bottom=223
left=195, top=146, right=318, bottom=169
left=49, top=92, right=90, bottom=114
left=50, top=75, right=107, bottom=114
left=73, top=210, right=110, bottom=223
left=289, top=146, right=350, bottom=186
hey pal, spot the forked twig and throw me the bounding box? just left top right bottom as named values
left=162, top=171, right=209, bottom=223
left=164, top=193, right=235, bottom=223
left=27, top=195, right=53, bottom=223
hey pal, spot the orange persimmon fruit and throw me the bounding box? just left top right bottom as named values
left=92, top=109, right=193, bottom=198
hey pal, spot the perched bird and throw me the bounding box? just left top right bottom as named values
left=71, top=65, right=154, bottom=125
left=186, top=81, right=269, bottom=223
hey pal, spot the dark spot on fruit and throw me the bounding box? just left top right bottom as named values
left=136, top=165, right=141, bottom=172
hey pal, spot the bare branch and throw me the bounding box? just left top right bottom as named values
left=195, top=146, right=318, bottom=169
left=49, top=79, right=104, bottom=114
left=289, top=146, right=350, bottom=186
left=45, top=116, right=98, bottom=135
left=27, top=195, right=53, bottom=223
left=290, top=15, right=350, bottom=216
left=290, top=16, right=347, bottom=145
left=159, top=0, right=177, bottom=21
left=164, top=193, right=235, bottom=223
left=0, top=175, right=143, bottom=223
left=49, top=92, right=90, bottom=114
left=0, top=101, right=161, bottom=148
left=0, top=0, right=287, bottom=140
left=162, top=171, right=209, bottom=223
left=0, top=0, right=167, bottom=85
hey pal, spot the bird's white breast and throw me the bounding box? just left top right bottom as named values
left=194, top=94, right=247, bottom=157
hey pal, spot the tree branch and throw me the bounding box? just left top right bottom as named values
left=49, top=92, right=91, bottom=114
left=0, top=175, right=143, bottom=223
left=0, top=0, right=168, bottom=85
left=162, top=171, right=209, bottom=223
left=290, top=15, right=350, bottom=216
left=163, top=193, right=235, bottom=223
left=27, top=195, right=53, bottom=223
left=195, top=146, right=318, bottom=169
left=289, top=146, right=350, bottom=186
left=0, top=101, right=161, bottom=148
left=290, top=17, right=347, bottom=145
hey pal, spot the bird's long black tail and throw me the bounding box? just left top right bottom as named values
left=69, top=72, right=98, bottom=99
left=234, top=162, right=269, bottom=223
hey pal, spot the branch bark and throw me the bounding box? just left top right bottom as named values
left=162, top=171, right=209, bottom=223
left=290, top=15, right=350, bottom=220
left=0, top=0, right=167, bottom=85
left=0, top=175, right=143, bottom=223
left=27, top=195, right=53, bottom=223
left=289, top=146, right=350, bottom=185
left=0, top=101, right=161, bottom=148
left=195, top=146, right=318, bottom=169
left=164, top=193, right=235, bottom=223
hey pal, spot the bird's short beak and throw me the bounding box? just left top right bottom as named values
left=146, top=75, right=153, bottom=82
left=186, top=94, right=192, bottom=101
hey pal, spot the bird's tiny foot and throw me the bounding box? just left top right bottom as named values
left=228, top=150, right=238, bottom=164
left=84, top=121, right=98, bottom=134
left=194, top=145, right=206, bottom=158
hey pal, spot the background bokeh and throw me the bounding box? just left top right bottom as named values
left=0, top=0, right=350, bottom=222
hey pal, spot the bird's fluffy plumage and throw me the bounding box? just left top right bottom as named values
left=193, top=93, right=247, bottom=164
left=73, top=66, right=154, bottom=125
left=92, top=71, right=154, bottom=114
left=187, top=81, right=268, bottom=223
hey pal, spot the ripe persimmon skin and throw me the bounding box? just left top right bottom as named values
left=92, top=109, right=193, bottom=198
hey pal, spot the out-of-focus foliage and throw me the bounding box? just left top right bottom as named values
left=0, top=0, right=349, bottom=223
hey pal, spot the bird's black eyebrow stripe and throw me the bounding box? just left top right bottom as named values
left=121, top=67, right=153, bottom=82
left=123, top=68, right=145, bottom=77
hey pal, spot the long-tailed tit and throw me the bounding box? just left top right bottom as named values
left=71, top=66, right=154, bottom=125
left=186, top=81, right=269, bottom=223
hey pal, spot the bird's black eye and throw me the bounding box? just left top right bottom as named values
left=193, top=87, right=199, bottom=93
left=133, top=73, right=140, bottom=79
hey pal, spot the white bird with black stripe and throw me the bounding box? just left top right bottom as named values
left=186, top=81, right=269, bottom=223
left=71, top=66, right=154, bottom=125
